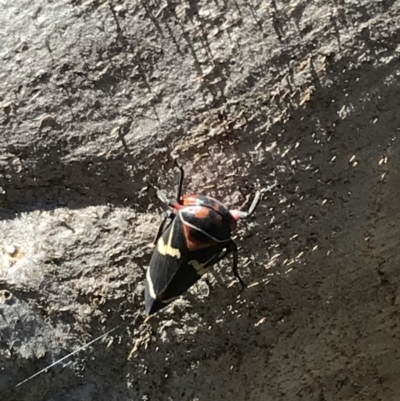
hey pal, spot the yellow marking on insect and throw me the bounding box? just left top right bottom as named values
left=146, top=268, right=157, bottom=299
left=157, top=225, right=181, bottom=258
left=189, top=251, right=225, bottom=276
left=189, top=260, right=208, bottom=276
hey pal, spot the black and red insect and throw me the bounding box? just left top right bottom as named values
left=145, top=162, right=260, bottom=315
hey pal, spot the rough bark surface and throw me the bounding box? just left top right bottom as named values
left=1, top=1, right=400, bottom=400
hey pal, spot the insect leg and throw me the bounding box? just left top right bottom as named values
left=143, top=177, right=171, bottom=207
left=229, top=240, right=247, bottom=289
left=156, top=188, right=170, bottom=205
left=153, top=210, right=175, bottom=245
left=147, top=159, right=185, bottom=208
left=210, top=241, right=247, bottom=289
left=246, top=191, right=261, bottom=217
left=229, top=191, right=261, bottom=220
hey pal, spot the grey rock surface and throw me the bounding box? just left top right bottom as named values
left=1, top=0, right=400, bottom=400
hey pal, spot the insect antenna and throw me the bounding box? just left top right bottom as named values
left=230, top=191, right=261, bottom=220
left=173, top=159, right=185, bottom=204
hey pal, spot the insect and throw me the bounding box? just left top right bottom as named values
left=145, top=161, right=260, bottom=315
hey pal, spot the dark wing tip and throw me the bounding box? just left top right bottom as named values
left=145, top=297, right=175, bottom=315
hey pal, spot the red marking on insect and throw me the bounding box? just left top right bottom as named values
left=228, top=218, right=238, bottom=232
left=194, top=207, right=212, bottom=219
left=229, top=210, right=242, bottom=221
left=183, top=224, right=214, bottom=251
left=182, top=195, right=199, bottom=206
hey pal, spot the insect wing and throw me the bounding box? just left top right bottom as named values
left=145, top=217, right=227, bottom=314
